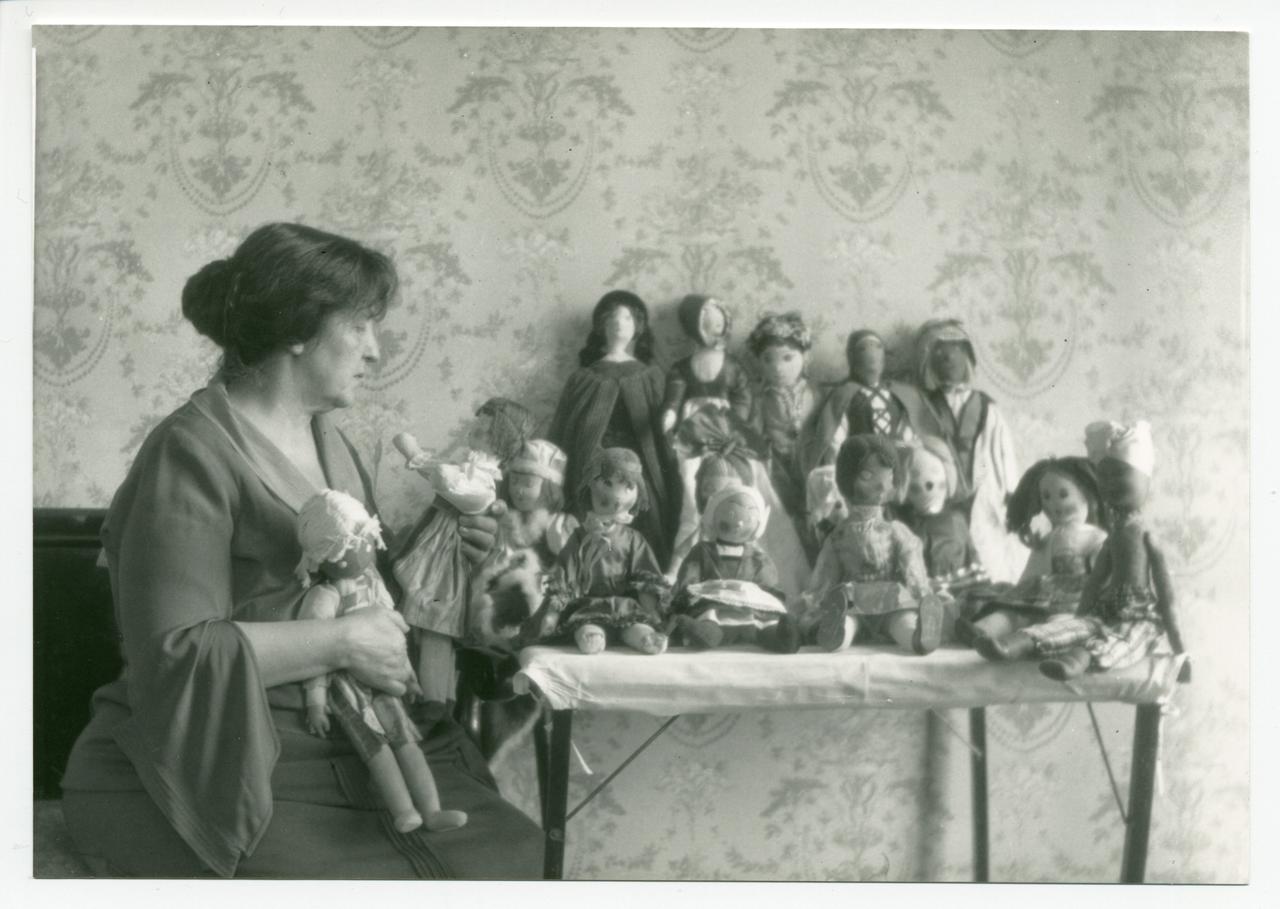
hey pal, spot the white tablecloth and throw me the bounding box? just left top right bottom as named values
left=514, top=645, right=1187, bottom=716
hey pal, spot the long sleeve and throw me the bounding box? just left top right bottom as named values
left=726, top=357, right=753, bottom=423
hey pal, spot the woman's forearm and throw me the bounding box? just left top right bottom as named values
left=234, top=618, right=347, bottom=689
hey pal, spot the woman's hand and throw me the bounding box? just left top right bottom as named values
left=336, top=608, right=415, bottom=696
left=458, top=510, right=499, bottom=565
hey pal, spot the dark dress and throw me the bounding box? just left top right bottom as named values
left=59, top=382, right=542, bottom=879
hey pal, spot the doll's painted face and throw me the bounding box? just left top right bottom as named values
left=319, top=536, right=376, bottom=582
left=1039, top=470, right=1090, bottom=527
left=711, top=493, right=761, bottom=545
left=1097, top=457, right=1149, bottom=511
left=931, top=341, right=971, bottom=388
left=758, top=343, right=805, bottom=388
left=849, top=335, right=885, bottom=387
left=601, top=304, right=638, bottom=351
left=847, top=460, right=896, bottom=507
left=907, top=449, right=949, bottom=516
left=698, top=301, right=728, bottom=346
left=589, top=473, right=639, bottom=518
left=507, top=471, right=545, bottom=514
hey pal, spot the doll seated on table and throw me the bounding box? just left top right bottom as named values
left=803, top=434, right=947, bottom=655
left=804, top=463, right=849, bottom=549
left=977, top=421, right=1187, bottom=680
left=668, top=483, right=801, bottom=653
left=295, top=490, right=467, bottom=834
left=966, top=455, right=1107, bottom=651
left=524, top=447, right=672, bottom=656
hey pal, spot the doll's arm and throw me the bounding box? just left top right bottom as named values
left=1146, top=533, right=1183, bottom=654
left=674, top=551, right=703, bottom=590
left=729, top=360, right=754, bottom=423
left=298, top=585, right=343, bottom=735
left=661, top=367, right=688, bottom=432
left=755, top=549, right=780, bottom=590
left=1075, top=539, right=1113, bottom=619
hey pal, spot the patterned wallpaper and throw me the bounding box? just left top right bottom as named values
left=32, top=26, right=1248, bottom=882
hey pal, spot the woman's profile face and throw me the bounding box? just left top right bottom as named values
left=601, top=304, right=637, bottom=350
left=297, top=312, right=380, bottom=411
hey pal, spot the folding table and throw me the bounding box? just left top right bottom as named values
left=514, top=644, right=1188, bottom=882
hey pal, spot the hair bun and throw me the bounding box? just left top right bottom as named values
left=181, top=257, right=237, bottom=347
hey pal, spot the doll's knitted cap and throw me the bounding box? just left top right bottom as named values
left=677, top=294, right=731, bottom=345
left=1084, top=420, right=1155, bottom=477
left=294, top=489, right=385, bottom=585
left=508, top=439, right=567, bottom=486
left=747, top=310, right=812, bottom=355
left=915, top=318, right=977, bottom=391
left=700, top=482, right=769, bottom=543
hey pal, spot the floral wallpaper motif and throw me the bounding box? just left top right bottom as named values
left=32, top=27, right=1247, bottom=883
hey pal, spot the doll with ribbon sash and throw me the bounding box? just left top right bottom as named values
left=976, top=421, right=1187, bottom=680
left=295, top=490, right=467, bottom=834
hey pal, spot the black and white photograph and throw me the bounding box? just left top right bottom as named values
left=7, top=0, right=1271, bottom=894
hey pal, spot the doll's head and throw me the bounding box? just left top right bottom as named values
left=902, top=435, right=962, bottom=516
left=747, top=311, right=812, bottom=388
left=835, top=434, right=900, bottom=507
left=471, top=397, right=536, bottom=463
left=1085, top=421, right=1154, bottom=513
left=694, top=452, right=754, bottom=513
left=577, top=447, right=649, bottom=520
left=677, top=294, right=731, bottom=350
left=579, top=290, right=655, bottom=366
left=504, top=439, right=567, bottom=514
left=846, top=329, right=886, bottom=388
left=916, top=319, right=976, bottom=392
left=1005, top=456, right=1103, bottom=545
left=701, top=483, right=769, bottom=545
left=295, top=489, right=385, bottom=585
left=806, top=465, right=849, bottom=530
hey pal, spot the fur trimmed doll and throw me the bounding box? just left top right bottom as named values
left=977, top=421, right=1186, bottom=680
left=526, top=447, right=672, bottom=655
left=295, top=490, right=467, bottom=834
left=804, top=435, right=947, bottom=655
left=669, top=483, right=801, bottom=653
left=966, top=456, right=1107, bottom=649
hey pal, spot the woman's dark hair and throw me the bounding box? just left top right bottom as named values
left=1005, top=456, right=1104, bottom=546
left=577, top=290, right=656, bottom=366
left=835, top=434, right=900, bottom=501
left=181, top=222, right=397, bottom=375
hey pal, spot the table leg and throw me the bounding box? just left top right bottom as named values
left=1121, top=704, right=1161, bottom=883
left=542, top=709, right=574, bottom=881
left=969, top=707, right=990, bottom=883
left=533, top=713, right=549, bottom=829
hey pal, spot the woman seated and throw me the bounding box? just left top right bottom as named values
left=59, top=222, right=543, bottom=879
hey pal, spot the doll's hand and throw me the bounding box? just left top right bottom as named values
left=458, top=511, right=499, bottom=565
left=661, top=410, right=677, bottom=434
left=306, top=705, right=330, bottom=738
left=338, top=608, right=414, bottom=697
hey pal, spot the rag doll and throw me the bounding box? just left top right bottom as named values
left=804, top=434, right=946, bottom=655
left=526, top=447, right=672, bottom=655
left=548, top=290, right=681, bottom=565
left=909, top=318, right=1026, bottom=583
left=667, top=437, right=756, bottom=574
left=804, top=464, right=848, bottom=549
left=747, top=311, right=821, bottom=533
left=967, top=456, right=1107, bottom=649
left=661, top=294, right=753, bottom=434
left=668, top=483, right=800, bottom=653
left=295, top=490, right=467, bottom=834
left=469, top=439, right=578, bottom=652
left=392, top=397, right=536, bottom=701
left=896, top=435, right=989, bottom=597
left=977, top=421, right=1186, bottom=680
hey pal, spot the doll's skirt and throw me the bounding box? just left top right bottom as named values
left=328, top=673, right=422, bottom=762
left=394, top=505, right=470, bottom=639
left=559, top=594, right=665, bottom=641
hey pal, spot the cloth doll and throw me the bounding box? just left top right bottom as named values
left=661, top=294, right=753, bottom=435
left=746, top=311, right=821, bottom=536
left=803, top=434, right=946, bottom=655
left=525, top=447, right=672, bottom=655
left=967, top=456, right=1108, bottom=650
left=548, top=290, right=682, bottom=565
left=668, top=483, right=801, bottom=653
left=907, top=319, right=1026, bottom=583
left=469, top=439, right=578, bottom=652
left=977, top=422, right=1186, bottom=680
left=392, top=397, right=536, bottom=701
left=295, top=490, right=467, bottom=834
left=804, top=464, right=849, bottom=550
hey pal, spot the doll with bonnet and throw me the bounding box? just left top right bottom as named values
left=977, top=421, right=1186, bottom=680
left=661, top=294, right=753, bottom=434
left=392, top=397, right=536, bottom=702
left=295, top=489, right=467, bottom=834
left=669, top=483, right=800, bottom=653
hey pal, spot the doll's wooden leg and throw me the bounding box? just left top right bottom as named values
left=366, top=745, right=423, bottom=833
left=622, top=623, right=669, bottom=655
left=1040, top=645, right=1093, bottom=680
left=574, top=623, right=607, bottom=654
left=414, top=630, right=457, bottom=704
left=393, top=743, right=468, bottom=832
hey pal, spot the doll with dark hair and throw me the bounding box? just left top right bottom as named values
left=804, top=435, right=946, bottom=655
left=548, top=290, right=681, bottom=565
left=965, top=455, right=1108, bottom=648
left=978, top=422, right=1185, bottom=680
left=525, top=448, right=672, bottom=655
left=661, top=294, right=753, bottom=434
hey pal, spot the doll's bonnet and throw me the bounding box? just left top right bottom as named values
left=1084, top=420, right=1155, bottom=477
left=700, top=483, right=769, bottom=543
left=295, top=489, right=385, bottom=585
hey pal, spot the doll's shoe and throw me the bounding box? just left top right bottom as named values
left=675, top=615, right=723, bottom=650
left=393, top=810, right=424, bottom=834
left=762, top=616, right=802, bottom=654
left=425, top=809, right=468, bottom=832
left=1040, top=645, right=1092, bottom=680
left=574, top=624, right=607, bottom=655
left=639, top=631, right=669, bottom=656
left=816, top=594, right=854, bottom=652
left=911, top=595, right=945, bottom=656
